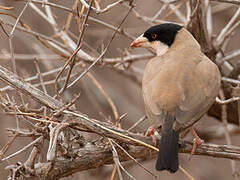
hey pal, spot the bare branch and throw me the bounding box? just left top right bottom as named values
left=216, top=97, right=240, bottom=104
left=0, top=65, right=64, bottom=109
left=210, top=0, right=240, bottom=5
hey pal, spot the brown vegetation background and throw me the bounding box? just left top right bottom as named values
left=0, top=0, right=240, bottom=179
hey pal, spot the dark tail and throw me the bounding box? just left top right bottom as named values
left=156, top=128, right=179, bottom=173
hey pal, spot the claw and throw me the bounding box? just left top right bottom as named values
left=145, top=126, right=155, bottom=136
left=151, top=134, right=158, bottom=146
left=189, top=127, right=204, bottom=160
left=145, top=126, right=159, bottom=146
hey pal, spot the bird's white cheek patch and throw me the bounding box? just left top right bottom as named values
left=150, top=41, right=169, bottom=56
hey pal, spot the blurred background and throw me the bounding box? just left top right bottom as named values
left=0, top=0, right=240, bottom=179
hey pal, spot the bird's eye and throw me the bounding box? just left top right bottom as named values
left=151, top=34, right=157, bottom=39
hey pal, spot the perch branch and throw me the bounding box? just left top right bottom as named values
left=1, top=65, right=240, bottom=160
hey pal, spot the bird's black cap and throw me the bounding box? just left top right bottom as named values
left=143, top=23, right=182, bottom=46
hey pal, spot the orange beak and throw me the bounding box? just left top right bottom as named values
left=130, top=35, right=149, bottom=48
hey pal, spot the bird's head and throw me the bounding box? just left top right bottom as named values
left=130, top=23, right=182, bottom=56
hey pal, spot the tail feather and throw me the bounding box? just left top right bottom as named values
left=156, top=128, right=179, bottom=173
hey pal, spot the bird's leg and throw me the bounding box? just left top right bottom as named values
left=145, top=126, right=158, bottom=146
left=189, top=127, right=204, bottom=160
left=145, top=126, right=155, bottom=136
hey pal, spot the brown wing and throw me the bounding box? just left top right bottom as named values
left=142, top=52, right=220, bottom=130
left=175, top=55, right=220, bottom=130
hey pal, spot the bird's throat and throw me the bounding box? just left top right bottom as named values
left=151, top=41, right=169, bottom=56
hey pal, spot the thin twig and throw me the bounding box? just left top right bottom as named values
left=185, top=0, right=200, bottom=27
left=219, top=20, right=240, bottom=49
left=34, top=59, right=48, bottom=94
left=109, top=139, right=136, bottom=180
left=168, top=3, right=187, bottom=24
left=28, top=1, right=92, bottom=60
left=1, top=19, right=71, bottom=55
left=79, top=0, right=129, bottom=14
left=53, top=93, right=81, bottom=117
left=216, top=7, right=240, bottom=46
left=128, top=116, right=147, bottom=131
left=216, top=97, right=240, bottom=104
left=112, top=140, right=157, bottom=178
left=219, top=89, right=240, bottom=179
left=87, top=72, right=119, bottom=120
left=66, top=5, right=134, bottom=89
left=0, top=133, right=19, bottom=160
left=1, top=136, right=43, bottom=162
left=0, top=20, right=9, bottom=37
left=9, top=0, right=30, bottom=74
left=222, top=77, right=240, bottom=85
left=108, top=139, right=124, bottom=180
left=56, top=0, right=94, bottom=95
left=210, top=0, right=240, bottom=5
left=151, top=3, right=168, bottom=21
left=219, top=49, right=240, bottom=64
left=0, top=5, right=14, bottom=10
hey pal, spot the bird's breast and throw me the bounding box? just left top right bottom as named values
left=143, top=63, right=185, bottom=114
left=143, top=75, right=185, bottom=114
left=142, top=55, right=200, bottom=115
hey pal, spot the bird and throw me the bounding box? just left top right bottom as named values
left=130, top=23, right=221, bottom=173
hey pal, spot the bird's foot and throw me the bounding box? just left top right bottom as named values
left=189, top=127, right=204, bottom=160
left=145, top=126, right=155, bottom=136
left=145, top=126, right=158, bottom=146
